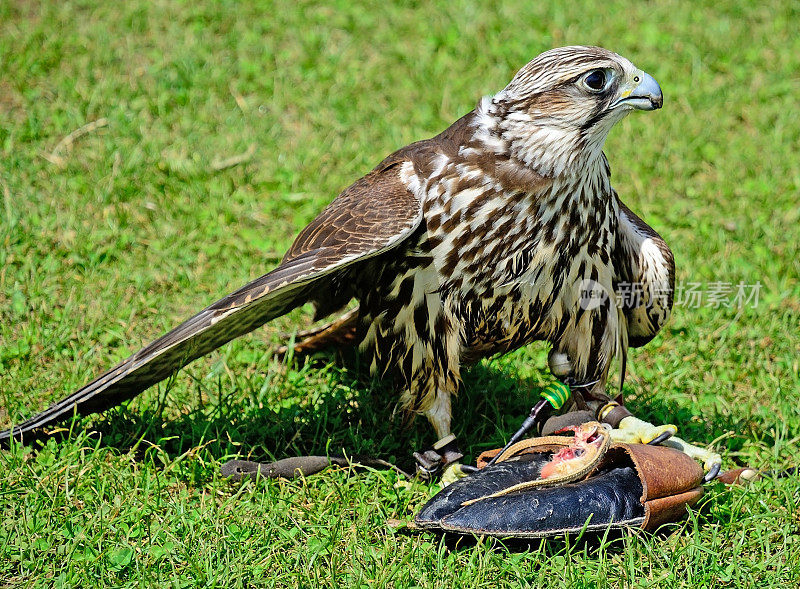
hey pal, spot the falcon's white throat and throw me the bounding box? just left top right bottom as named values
left=472, top=93, right=627, bottom=180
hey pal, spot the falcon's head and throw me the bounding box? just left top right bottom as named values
left=479, top=46, right=663, bottom=177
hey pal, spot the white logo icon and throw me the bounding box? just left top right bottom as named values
left=578, top=279, right=609, bottom=310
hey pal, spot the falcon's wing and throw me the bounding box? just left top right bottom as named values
left=1, top=160, right=421, bottom=445
left=613, top=199, right=675, bottom=348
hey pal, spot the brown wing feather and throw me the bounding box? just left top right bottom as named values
left=284, top=152, right=424, bottom=264
left=1, top=163, right=421, bottom=444
left=614, top=199, right=675, bottom=348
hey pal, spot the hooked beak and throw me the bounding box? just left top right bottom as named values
left=611, top=71, right=663, bottom=111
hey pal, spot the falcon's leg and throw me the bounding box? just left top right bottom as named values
left=662, top=436, right=722, bottom=478
left=424, top=390, right=452, bottom=440
left=413, top=390, right=466, bottom=480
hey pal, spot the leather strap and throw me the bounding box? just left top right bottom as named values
left=597, top=402, right=633, bottom=428
left=221, top=455, right=410, bottom=481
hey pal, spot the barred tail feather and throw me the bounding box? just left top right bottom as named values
left=0, top=253, right=326, bottom=445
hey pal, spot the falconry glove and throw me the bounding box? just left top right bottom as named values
left=414, top=422, right=706, bottom=538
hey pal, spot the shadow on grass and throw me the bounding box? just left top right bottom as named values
left=69, top=349, right=760, bottom=471
left=79, top=356, right=556, bottom=473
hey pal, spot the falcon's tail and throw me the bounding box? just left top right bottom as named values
left=274, top=307, right=360, bottom=359
left=0, top=253, right=326, bottom=446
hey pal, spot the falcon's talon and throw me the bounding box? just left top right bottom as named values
left=703, top=462, right=722, bottom=483
left=648, top=430, right=674, bottom=446
left=414, top=436, right=464, bottom=481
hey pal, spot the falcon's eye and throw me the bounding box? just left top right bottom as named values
left=581, top=69, right=611, bottom=93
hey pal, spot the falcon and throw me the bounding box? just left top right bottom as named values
left=0, top=46, right=717, bottom=472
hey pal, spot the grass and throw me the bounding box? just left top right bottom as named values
left=1, top=0, right=799, bottom=586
